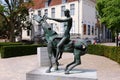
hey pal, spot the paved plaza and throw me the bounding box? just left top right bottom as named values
left=0, top=53, right=120, bottom=80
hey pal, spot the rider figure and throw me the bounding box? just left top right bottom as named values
left=47, top=9, right=72, bottom=59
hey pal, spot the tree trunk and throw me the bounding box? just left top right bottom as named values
left=9, top=22, right=15, bottom=42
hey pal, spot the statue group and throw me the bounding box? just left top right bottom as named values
left=33, top=9, right=87, bottom=74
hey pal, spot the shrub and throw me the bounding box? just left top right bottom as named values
left=0, top=42, right=22, bottom=46
left=1, top=44, right=47, bottom=58
left=0, top=42, right=22, bottom=53
left=87, top=45, right=104, bottom=56
left=116, top=47, right=120, bottom=64
left=88, top=44, right=120, bottom=64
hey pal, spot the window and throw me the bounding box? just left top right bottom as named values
left=51, top=8, right=55, bottom=18
left=44, top=9, right=48, bottom=16
left=92, top=26, right=94, bottom=35
left=83, top=24, right=86, bottom=35
left=45, top=0, right=51, bottom=7
left=88, top=25, right=90, bottom=35
left=27, top=30, right=30, bottom=36
left=95, top=27, right=97, bottom=35
left=70, top=21, right=75, bottom=34
left=45, top=0, right=49, bottom=7
left=61, top=6, right=65, bottom=17
left=70, top=4, right=75, bottom=15
left=38, top=10, right=41, bottom=16
left=62, top=0, right=67, bottom=4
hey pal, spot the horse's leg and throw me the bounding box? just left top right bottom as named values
left=54, top=58, right=59, bottom=70
left=65, top=58, right=81, bottom=74
left=58, top=51, right=63, bottom=60
left=46, top=55, right=53, bottom=73
left=46, top=42, right=53, bottom=73
left=65, top=49, right=81, bottom=74
left=53, top=49, right=59, bottom=71
left=65, top=59, right=75, bottom=71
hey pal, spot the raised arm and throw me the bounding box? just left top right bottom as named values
left=47, top=17, right=71, bottom=22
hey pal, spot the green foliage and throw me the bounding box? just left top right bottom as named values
left=0, top=42, right=22, bottom=47
left=0, top=0, right=33, bottom=42
left=0, top=42, right=23, bottom=53
left=88, top=45, right=104, bottom=56
left=88, top=45, right=120, bottom=64
left=96, top=0, right=120, bottom=32
left=1, top=44, right=47, bottom=58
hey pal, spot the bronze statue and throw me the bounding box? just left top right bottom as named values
left=33, top=12, right=87, bottom=74
left=47, top=9, right=72, bottom=60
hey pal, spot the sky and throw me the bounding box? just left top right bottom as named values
left=0, top=0, right=5, bottom=4
left=0, top=0, right=4, bottom=3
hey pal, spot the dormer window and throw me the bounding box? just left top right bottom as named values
left=45, top=0, right=51, bottom=7
left=62, top=0, right=67, bottom=4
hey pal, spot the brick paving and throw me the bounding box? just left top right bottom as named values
left=0, top=53, right=120, bottom=80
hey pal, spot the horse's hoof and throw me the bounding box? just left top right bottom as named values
left=46, top=70, right=51, bottom=73
left=65, top=71, right=70, bottom=74
left=65, top=67, right=68, bottom=71
left=58, top=56, right=62, bottom=60
left=55, top=67, right=59, bottom=71
left=64, top=68, right=67, bottom=71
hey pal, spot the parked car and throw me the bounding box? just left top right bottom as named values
left=84, top=37, right=100, bottom=45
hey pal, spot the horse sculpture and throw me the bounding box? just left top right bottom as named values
left=33, top=15, right=87, bottom=74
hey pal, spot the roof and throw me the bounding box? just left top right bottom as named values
left=31, top=0, right=78, bottom=9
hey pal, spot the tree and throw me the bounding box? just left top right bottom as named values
left=0, top=15, right=8, bottom=39
left=96, top=0, right=120, bottom=46
left=0, top=0, right=33, bottom=42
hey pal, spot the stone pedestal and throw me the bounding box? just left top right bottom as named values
left=26, top=67, right=97, bottom=80
left=37, top=47, right=50, bottom=66
left=29, top=47, right=98, bottom=80
left=37, top=47, right=55, bottom=66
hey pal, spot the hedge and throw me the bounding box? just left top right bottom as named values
left=1, top=44, right=47, bottom=58
left=0, top=42, right=22, bottom=53
left=0, top=42, right=22, bottom=47
left=88, top=45, right=120, bottom=64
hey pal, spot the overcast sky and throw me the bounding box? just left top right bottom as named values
left=0, top=0, right=5, bottom=4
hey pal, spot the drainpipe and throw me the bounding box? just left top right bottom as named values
left=78, top=0, right=80, bottom=37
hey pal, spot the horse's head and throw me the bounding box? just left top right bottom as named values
left=33, top=15, right=43, bottom=23
left=32, top=15, right=58, bottom=42
left=33, top=15, right=47, bottom=23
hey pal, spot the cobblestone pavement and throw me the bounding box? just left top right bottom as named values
left=0, top=53, right=120, bottom=80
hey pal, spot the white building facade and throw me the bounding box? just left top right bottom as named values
left=22, top=0, right=97, bottom=40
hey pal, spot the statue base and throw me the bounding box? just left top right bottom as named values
left=26, top=67, right=97, bottom=80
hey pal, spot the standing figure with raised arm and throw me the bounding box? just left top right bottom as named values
left=47, top=9, right=72, bottom=60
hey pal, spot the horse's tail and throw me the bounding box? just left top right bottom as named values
left=73, top=40, right=87, bottom=56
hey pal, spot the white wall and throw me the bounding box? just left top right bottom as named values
left=81, top=0, right=97, bottom=38
left=22, top=29, right=31, bottom=40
